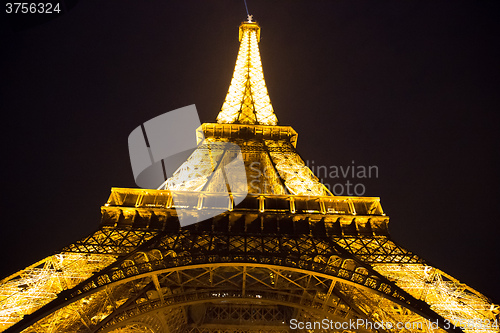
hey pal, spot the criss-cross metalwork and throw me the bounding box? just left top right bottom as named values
left=1, top=16, right=498, bottom=333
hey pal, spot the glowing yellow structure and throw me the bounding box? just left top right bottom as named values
left=0, top=16, right=498, bottom=333
left=217, top=17, right=277, bottom=125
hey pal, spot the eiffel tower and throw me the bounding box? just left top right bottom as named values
left=1, top=16, right=498, bottom=333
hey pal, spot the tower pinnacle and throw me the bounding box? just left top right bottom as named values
left=216, top=19, right=278, bottom=125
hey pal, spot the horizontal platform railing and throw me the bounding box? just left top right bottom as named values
left=105, top=188, right=384, bottom=216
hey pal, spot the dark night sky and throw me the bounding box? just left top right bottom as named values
left=1, top=1, right=499, bottom=303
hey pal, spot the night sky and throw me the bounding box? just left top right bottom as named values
left=1, top=1, right=499, bottom=303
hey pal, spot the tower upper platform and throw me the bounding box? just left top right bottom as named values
left=158, top=17, right=331, bottom=196
left=216, top=17, right=278, bottom=125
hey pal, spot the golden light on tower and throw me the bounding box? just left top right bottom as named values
left=217, top=16, right=278, bottom=126
left=0, top=15, right=498, bottom=333
left=159, top=16, right=331, bottom=197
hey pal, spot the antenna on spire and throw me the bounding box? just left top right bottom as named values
left=243, top=0, right=251, bottom=20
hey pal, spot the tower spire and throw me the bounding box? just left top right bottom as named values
left=216, top=18, right=278, bottom=125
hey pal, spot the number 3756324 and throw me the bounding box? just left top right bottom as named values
left=6, top=3, right=61, bottom=14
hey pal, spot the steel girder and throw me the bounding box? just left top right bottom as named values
left=3, top=221, right=463, bottom=333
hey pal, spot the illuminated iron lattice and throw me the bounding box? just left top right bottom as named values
left=217, top=18, right=278, bottom=126
left=0, top=253, right=116, bottom=332
left=1, top=16, right=499, bottom=333
left=158, top=136, right=330, bottom=196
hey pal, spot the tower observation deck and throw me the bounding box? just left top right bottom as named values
left=0, top=16, right=498, bottom=333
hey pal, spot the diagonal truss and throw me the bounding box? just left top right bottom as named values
left=0, top=210, right=489, bottom=333
left=2, top=186, right=497, bottom=333
left=158, top=129, right=331, bottom=196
